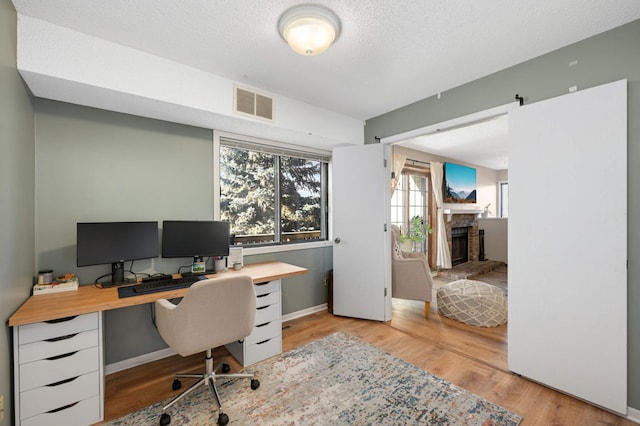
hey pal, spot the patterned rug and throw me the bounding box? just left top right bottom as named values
left=108, top=332, right=521, bottom=425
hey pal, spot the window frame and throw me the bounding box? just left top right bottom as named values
left=214, top=130, right=331, bottom=254
left=498, top=180, right=509, bottom=218
left=390, top=163, right=436, bottom=267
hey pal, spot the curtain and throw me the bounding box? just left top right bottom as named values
left=391, top=149, right=406, bottom=197
left=430, top=161, right=452, bottom=269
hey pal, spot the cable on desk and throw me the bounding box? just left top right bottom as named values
left=93, top=260, right=151, bottom=289
left=177, top=264, right=192, bottom=274
left=128, top=259, right=138, bottom=282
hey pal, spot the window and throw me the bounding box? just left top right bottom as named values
left=390, top=168, right=431, bottom=254
left=498, top=181, right=509, bottom=218
left=218, top=135, right=329, bottom=246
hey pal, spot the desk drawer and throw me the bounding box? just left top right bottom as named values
left=18, top=313, right=98, bottom=345
left=20, top=346, right=100, bottom=391
left=19, top=329, right=99, bottom=363
left=244, top=337, right=281, bottom=366
left=20, top=371, right=100, bottom=419
left=255, top=302, right=280, bottom=325
left=255, top=280, right=280, bottom=296
left=21, top=395, right=101, bottom=426
left=246, top=320, right=281, bottom=345
left=224, top=279, right=284, bottom=368
left=256, top=291, right=280, bottom=308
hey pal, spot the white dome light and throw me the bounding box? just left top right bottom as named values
left=278, top=4, right=341, bottom=56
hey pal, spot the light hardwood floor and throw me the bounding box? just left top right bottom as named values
left=101, top=274, right=634, bottom=426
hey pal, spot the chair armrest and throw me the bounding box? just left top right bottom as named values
left=392, top=255, right=434, bottom=302
left=156, top=299, right=178, bottom=311
left=394, top=257, right=431, bottom=276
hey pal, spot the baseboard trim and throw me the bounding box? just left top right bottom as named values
left=282, top=303, right=327, bottom=323
left=627, top=406, right=640, bottom=423
left=105, top=347, right=176, bottom=375
left=105, top=304, right=328, bottom=375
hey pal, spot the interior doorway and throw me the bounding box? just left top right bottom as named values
left=384, top=103, right=516, bottom=270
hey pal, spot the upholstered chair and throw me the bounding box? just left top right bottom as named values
left=391, top=224, right=434, bottom=318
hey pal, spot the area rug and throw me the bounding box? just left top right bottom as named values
left=109, top=332, right=522, bottom=425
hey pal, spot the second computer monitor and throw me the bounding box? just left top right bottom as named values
left=162, top=220, right=230, bottom=262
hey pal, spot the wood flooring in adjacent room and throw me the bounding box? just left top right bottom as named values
left=100, top=267, right=634, bottom=426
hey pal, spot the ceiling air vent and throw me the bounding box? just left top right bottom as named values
left=234, top=86, right=274, bottom=121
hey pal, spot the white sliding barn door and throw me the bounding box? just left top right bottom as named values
left=508, top=79, right=627, bottom=413
left=332, top=144, right=391, bottom=321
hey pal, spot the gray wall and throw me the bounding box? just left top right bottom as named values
left=0, top=0, right=35, bottom=423
left=366, top=19, right=640, bottom=411
left=34, top=99, right=331, bottom=364
left=248, top=247, right=333, bottom=315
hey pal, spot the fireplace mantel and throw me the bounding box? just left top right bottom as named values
left=443, top=207, right=485, bottom=222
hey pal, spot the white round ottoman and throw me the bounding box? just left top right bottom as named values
left=436, top=279, right=507, bottom=327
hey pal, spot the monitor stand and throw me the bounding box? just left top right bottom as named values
left=100, top=261, right=126, bottom=288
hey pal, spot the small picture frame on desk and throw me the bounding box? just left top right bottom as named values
left=192, top=261, right=206, bottom=274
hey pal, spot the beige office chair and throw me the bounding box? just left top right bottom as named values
left=391, top=225, right=434, bottom=318
left=155, top=275, right=259, bottom=426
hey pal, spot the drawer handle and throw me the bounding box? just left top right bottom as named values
left=45, top=333, right=78, bottom=343
left=47, top=376, right=79, bottom=387
left=256, top=293, right=270, bottom=298
left=255, top=281, right=272, bottom=286
left=255, top=322, right=270, bottom=328
left=256, top=339, right=271, bottom=345
left=47, top=401, right=79, bottom=414
left=45, top=316, right=78, bottom=324
left=256, top=305, right=271, bottom=310
left=47, top=351, right=78, bottom=361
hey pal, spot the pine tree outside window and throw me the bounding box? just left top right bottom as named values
left=219, top=137, right=329, bottom=246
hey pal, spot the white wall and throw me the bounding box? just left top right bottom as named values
left=477, top=218, right=507, bottom=263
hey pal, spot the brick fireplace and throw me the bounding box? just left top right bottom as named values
left=445, top=213, right=479, bottom=266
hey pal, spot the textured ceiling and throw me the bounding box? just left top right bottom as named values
left=12, top=0, right=640, bottom=121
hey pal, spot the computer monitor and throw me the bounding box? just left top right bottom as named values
left=77, top=221, right=159, bottom=286
left=162, top=221, right=230, bottom=266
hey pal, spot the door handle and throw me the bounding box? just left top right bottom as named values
left=334, top=238, right=341, bottom=244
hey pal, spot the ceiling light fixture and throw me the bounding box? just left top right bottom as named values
left=278, top=4, right=340, bottom=56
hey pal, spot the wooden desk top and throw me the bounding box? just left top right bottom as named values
left=9, top=261, right=307, bottom=327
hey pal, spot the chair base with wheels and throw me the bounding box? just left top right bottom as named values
left=159, top=348, right=260, bottom=426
